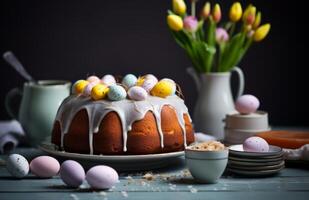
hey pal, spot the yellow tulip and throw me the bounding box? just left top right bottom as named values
left=212, top=4, right=221, bottom=23
left=253, top=12, right=262, bottom=29
left=243, top=5, right=256, bottom=23
left=201, top=2, right=211, bottom=19
left=229, top=2, right=242, bottom=22
left=172, top=0, right=186, bottom=16
left=253, top=23, right=271, bottom=42
left=167, top=14, right=183, bottom=31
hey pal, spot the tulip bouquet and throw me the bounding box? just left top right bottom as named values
left=167, top=0, right=271, bottom=73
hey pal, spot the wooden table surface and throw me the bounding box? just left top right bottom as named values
left=0, top=148, right=309, bottom=200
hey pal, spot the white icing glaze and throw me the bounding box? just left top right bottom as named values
left=55, top=95, right=191, bottom=154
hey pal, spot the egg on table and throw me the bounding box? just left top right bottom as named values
left=243, top=136, right=269, bottom=152
left=122, top=74, right=137, bottom=89
left=86, top=76, right=101, bottom=84
left=108, top=85, right=127, bottom=101
left=60, top=160, right=85, bottom=187
left=86, top=165, right=119, bottom=189
left=6, top=154, right=29, bottom=178
left=128, top=86, right=148, bottom=101
left=235, top=94, right=260, bottom=114
left=30, top=156, right=60, bottom=178
left=101, top=75, right=116, bottom=86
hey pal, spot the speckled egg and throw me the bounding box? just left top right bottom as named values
left=86, top=165, right=119, bottom=189
left=235, top=95, right=260, bottom=114
left=243, top=136, right=269, bottom=152
left=91, top=84, right=109, bottom=100
left=86, top=76, right=101, bottom=84
left=6, top=154, right=29, bottom=178
left=122, top=74, right=137, bottom=89
left=72, top=80, right=89, bottom=94
left=108, top=85, right=127, bottom=101
left=60, top=160, right=85, bottom=187
left=136, top=74, right=158, bottom=92
left=101, top=75, right=116, bottom=86
left=161, top=78, right=176, bottom=94
left=30, top=156, right=60, bottom=178
left=150, top=80, right=175, bottom=98
left=83, top=82, right=97, bottom=96
left=128, top=86, right=148, bottom=101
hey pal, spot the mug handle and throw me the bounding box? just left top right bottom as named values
left=5, top=88, right=23, bottom=119
left=232, top=67, right=245, bottom=99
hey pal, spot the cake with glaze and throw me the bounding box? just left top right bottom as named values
left=51, top=74, right=194, bottom=155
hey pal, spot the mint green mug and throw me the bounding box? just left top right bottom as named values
left=5, top=80, right=71, bottom=146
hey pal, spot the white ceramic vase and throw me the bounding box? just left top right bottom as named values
left=187, top=67, right=244, bottom=140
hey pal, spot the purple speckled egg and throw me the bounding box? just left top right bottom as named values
left=60, top=160, right=85, bottom=187
left=86, top=165, right=119, bottom=189
left=87, top=76, right=101, bottom=84
left=243, top=137, right=269, bottom=152
left=30, top=156, right=60, bottom=178
left=128, top=86, right=148, bottom=101
left=83, top=82, right=97, bottom=96
left=235, top=94, right=260, bottom=114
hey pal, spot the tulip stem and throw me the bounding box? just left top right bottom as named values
left=191, top=1, right=196, bottom=17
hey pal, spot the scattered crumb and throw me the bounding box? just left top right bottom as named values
left=125, top=176, right=133, bottom=180
left=121, top=191, right=128, bottom=198
left=98, top=191, right=107, bottom=196
left=143, top=173, right=154, bottom=181
left=190, top=188, right=198, bottom=193
left=169, top=183, right=177, bottom=191
left=70, top=194, right=79, bottom=200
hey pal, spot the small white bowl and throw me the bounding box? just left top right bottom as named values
left=185, top=147, right=228, bottom=183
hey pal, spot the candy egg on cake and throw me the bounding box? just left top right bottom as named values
left=137, top=74, right=158, bottom=92
left=150, top=79, right=176, bottom=98
left=101, top=74, right=116, bottom=86
left=72, top=80, right=89, bottom=94
left=87, top=75, right=101, bottom=84
left=122, top=74, right=138, bottom=89
left=91, top=84, right=109, bottom=100
left=161, top=78, right=177, bottom=95
left=108, top=85, right=127, bottom=101
left=128, top=86, right=148, bottom=101
left=83, top=82, right=97, bottom=97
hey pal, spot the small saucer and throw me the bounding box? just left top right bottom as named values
left=229, top=144, right=282, bottom=157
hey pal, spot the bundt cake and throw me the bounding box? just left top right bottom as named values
left=51, top=74, right=194, bottom=155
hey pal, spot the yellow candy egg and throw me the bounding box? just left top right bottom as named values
left=73, top=80, right=89, bottom=94
left=150, top=80, right=174, bottom=98
left=91, top=84, right=110, bottom=100
left=136, top=76, right=145, bottom=86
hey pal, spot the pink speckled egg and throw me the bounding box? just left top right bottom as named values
left=243, top=136, right=269, bottom=152
left=86, top=165, right=119, bottom=189
left=30, top=156, right=60, bottom=178
left=235, top=94, right=260, bottom=114
left=87, top=76, right=101, bottom=84
left=83, top=82, right=97, bottom=96
left=101, top=75, right=116, bottom=86
left=60, top=160, right=85, bottom=187
left=128, top=86, right=148, bottom=101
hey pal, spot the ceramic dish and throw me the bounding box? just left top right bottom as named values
left=227, top=165, right=284, bottom=177
left=228, top=155, right=284, bottom=163
left=228, top=161, right=285, bottom=171
left=229, top=144, right=282, bottom=157
left=39, top=143, right=184, bottom=171
left=228, top=159, right=283, bottom=167
left=225, top=111, right=269, bottom=130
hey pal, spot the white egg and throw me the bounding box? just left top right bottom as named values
left=128, top=86, right=148, bottom=101
left=101, top=75, right=116, bottom=86
left=6, top=154, right=29, bottom=178
left=86, top=165, right=119, bottom=189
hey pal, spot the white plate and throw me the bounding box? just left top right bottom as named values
left=39, top=143, right=184, bottom=171
left=229, top=144, right=282, bottom=157
left=227, top=166, right=284, bottom=176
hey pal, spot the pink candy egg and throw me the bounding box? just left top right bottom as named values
left=243, top=136, right=269, bottom=152
left=86, top=165, right=119, bottom=189
left=235, top=94, right=260, bottom=114
left=30, top=156, right=60, bottom=178
left=87, top=76, right=101, bottom=84
left=101, top=75, right=116, bottom=86
left=128, top=86, right=148, bottom=101
left=83, top=82, right=97, bottom=96
left=60, top=160, right=85, bottom=187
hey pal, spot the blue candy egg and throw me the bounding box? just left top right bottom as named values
left=122, top=74, right=137, bottom=89
left=108, top=85, right=127, bottom=101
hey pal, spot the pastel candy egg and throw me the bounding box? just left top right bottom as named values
left=141, top=78, right=158, bottom=92
left=161, top=78, right=176, bottom=94
left=128, top=86, right=148, bottom=101
left=150, top=80, right=175, bottom=98
left=144, top=74, right=158, bottom=82
left=6, top=154, right=29, bottom=178
left=72, top=80, right=89, bottom=94
left=101, top=75, right=116, bottom=86
left=30, top=156, right=60, bottom=178
left=243, top=137, right=269, bottom=152
left=122, top=74, right=137, bottom=89
left=235, top=94, right=260, bottom=114
left=91, top=84, right=109, bottom=100
left=108, top=85, right=127, bottom=101
left=83, top=82, right=97, bottom=96
left=86, top=165, right=119, bottom=189
left=60, top=160, right=85, bottom=187
left=87, top=76, right=101, bottom=84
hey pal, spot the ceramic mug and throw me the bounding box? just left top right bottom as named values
left=5, top=80, right=71, bottom=146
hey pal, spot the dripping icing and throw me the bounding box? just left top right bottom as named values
left=55, top=95, right=191, bottom=154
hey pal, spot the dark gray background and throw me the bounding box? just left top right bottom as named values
left=0, top=0, right=307, bottom=126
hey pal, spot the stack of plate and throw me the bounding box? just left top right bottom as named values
left=227, top=144, right=285, bottom=176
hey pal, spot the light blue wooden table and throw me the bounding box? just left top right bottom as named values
left=0, top=148, right=309, bottom=200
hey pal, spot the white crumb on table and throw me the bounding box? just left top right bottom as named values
left=70, top=194, right=79, bottom=200
left=121, top=191, right=128, bottom=198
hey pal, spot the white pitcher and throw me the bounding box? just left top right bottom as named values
left=187, top=67, right=244, bottom=140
